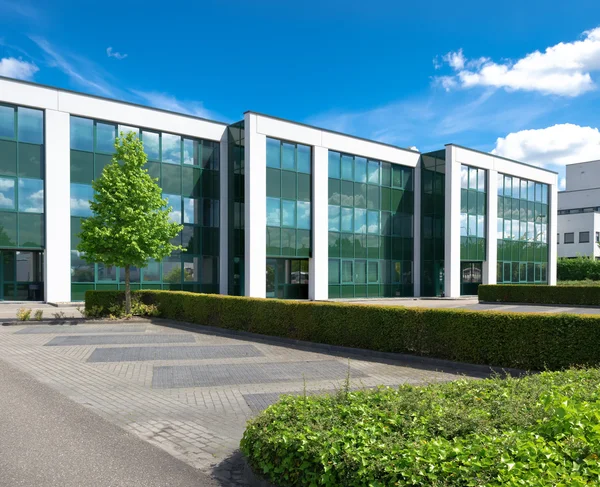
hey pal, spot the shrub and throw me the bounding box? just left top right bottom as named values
left=16, top=308, right=31, bottom=321
left=558, top=256, right=600, bottom=281
left=479, top=284, right=600, bottom=306
left=33, top=310, right=43, bottom=321
left=241, top=369, right=600, bottom=486
left=86, top=290, right=600, bottom=370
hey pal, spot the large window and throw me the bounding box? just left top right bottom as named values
left=580, top=231, right=590, bottom=243
left=460, top=165, right=486, bottom=261
left=265, top=138, right=311, bottom=258
left=0, top=104, right=45, bottom=250
left=69, top=116, right=220, bottom=300
left=328, top=150, right=413, bottom=298
left=496, top=174, right=549, bottom=283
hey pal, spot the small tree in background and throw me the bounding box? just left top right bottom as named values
left=78, top=132, right=183, bottom=314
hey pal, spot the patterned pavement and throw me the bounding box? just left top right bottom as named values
left=0, top=320, right=482, bottom=485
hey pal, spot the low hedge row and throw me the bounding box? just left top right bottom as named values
left=558, top=256, right=600, bottom=281
left=241, top=369, right=600, bottom=486
left=479, top=284, right=600, bottom=306
left=86, top=290, right=600, bottom=370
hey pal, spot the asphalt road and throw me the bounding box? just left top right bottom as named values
left=0, top=358, right=220, bottom=487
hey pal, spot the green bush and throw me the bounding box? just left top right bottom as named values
left=558, top=256, right=600, bottom=281
left=479, top=284, right=600, bottom=305
left=86, top=290, right=600, bottom=370
left=241, top=369, right=600, bottom=486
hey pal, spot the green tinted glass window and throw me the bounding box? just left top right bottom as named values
left=95, top=122, right=115, bottom=153
left=70, top=117, right=93, bottom=151
left=0, top=212, right=17, bottom=246
left=0, top=105, right=15, bottom=139
left=161, top=164, right=181, bottom=194
left=297, top=144, right=311, bottom=173
left=18, top=178, right=43, bottom=213
left=94, top=154, right=113, bottom=179
left=181, top=166, right=200, bottom=197
left=0, top=177, right=16, bottom=210
left=328, top=151, right=340, bottom=179
left=142, top=131, right=160, bottom=161
left=0, top=140, right=17, bottom=176
left=162, top=133, right=181, bottom=164
left=266, top=168, right=281, bottom=197
left=18, top=213, right=43, bottom=247
left=266, top=138, right=280, bottom=168
left=18, top=143, right=43, bottom=179
left=17, top=107, right=43, bottom=144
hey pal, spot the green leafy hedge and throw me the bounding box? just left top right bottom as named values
left=558, top=256, right=600, bottom=281
left=479, top=284, right=600, bottom=305
left=86, top=290, right=600, bottom=370
left=241, top=369, right=600, bottom=486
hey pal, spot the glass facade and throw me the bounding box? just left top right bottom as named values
left=0, top=103, right=45, bottom=300
left=328, top=151, right=414, bottom=298
left=70, top=116, right=220, bottom=300
left=227, top=121, right=245, bottom=296
left=496, top=174, right=549, bottom=284
left=421, top=152, right=445, bottom=297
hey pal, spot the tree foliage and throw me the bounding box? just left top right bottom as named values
left=77, top=132, right=183, bottom=312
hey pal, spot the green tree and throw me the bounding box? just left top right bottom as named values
left=77, top=132, right=183, bottom=314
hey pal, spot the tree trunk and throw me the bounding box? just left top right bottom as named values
left=125, top=264, right=131, bottom=315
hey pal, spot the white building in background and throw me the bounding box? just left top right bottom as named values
left=558, top=160, right=600, bottom=259
left=0, top=76, right=558, bottom=302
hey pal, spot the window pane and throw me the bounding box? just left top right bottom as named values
left=282, top=142, right=295, bottom=170
left=19, top=213, right=44, bottom=247
left=297, top=201, right=310, bottom=229
left=281, top=171, right=297, bottom=199
left=267, top=197, right=280, bottom=226
left=469, top=167, right=477, bottom=190
left=0, top=212, right=16, bottom=245
left=162, top=133, right=181, bottom=164
left=0, top=140, right=17, bottom=176
left=164, top=194, right=182, bottom=223
left=367, top=160, right=380, bottom=185
left=329, top=259, right=340, bottom=284
left=182, top=166, right=200, bottom=197
left=341, top=207, right=353, bottom=233
left=118, top=124, right=139, bottom=138
left=142, top=131, right=160, bottom=161
left=367, top=210, right=379, bottom=234
left=201, top=140, right=218, bottom=170
left=95, top=122, right=116, bottom=153
left=183, top=139, right=197, bottom=165
left=266, top=138, right=280, bottom=168
left=342, top=261, right=353, bottom=283
left=461, top=165, right=469, bottom=189
left=297, top=144, right=311, bottom=173
left=143, top=260, right=161, bottom=281
left=183, top=198, right=199, bottom=224
left=478, top=169, right=486, bottom=192
left=162, top=259, right=182, bottom=283
left=18, top=107, right=43, bottom=144
left=354, top=157, right=367, bottom=183
left=71, top=251, right=94, bottom=282
left=328, top=151, right=340, bottom=179
left=341, top=154, right=353, bottom=180
left=0, top=105, right=15, bottom=139
left=297, top=173, right=310, bottom=202
left=477, top=215, right=484, bottom=238
left=512, top=177, right=520, bottom=198
left=70, top=117, right=93, bottom=151
left=282, top=200, right=296, bottom=227
left=328, top=205, right=340, bottom=231
left=354, top=208, right=366, bottom=233
left=266, top=168, right=281, bottom=198
left=70, top=183, right=93, bottom=217
left=161, top=164, right=181, bottom=194
left=0, top=177, right=15, bottom=210
left=18, top=178, right=44, bottom=213
left=355, top=260, right=366, bottom=283
left=368, top=261, right=378, bottom=283
left=19, top=142, right=43, bottom=179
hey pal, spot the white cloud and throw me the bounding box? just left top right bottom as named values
left=30, top=36, right=116, bottom=97
left=0, top=193, right=13, bottom=207
left=437, top=27, right=600, bottom=96
left=70, top=198, right=91, bottom=212
left=132, top=90, right=222, bottom=121
left=0, top=57, right=38, bottom=80
left=492, top=123, right=600, bottom=167
left=0, top=179, right=14, bottom=190
left=106, top=47, right=127, bottom=60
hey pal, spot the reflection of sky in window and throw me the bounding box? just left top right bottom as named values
left=162, top=133, right=181, bottom=164
left=142, top=131, right=159, bottom=160
left=19, top=178, right=44, bottom=213
left=183, top=139, right=195, bottom=165
left=70, top=117, right=93, bottom=151
left=282, top=200, right=296, bottom=227
left=96, top=123, right=116, bottom=153
left=267, top=197, right=280, bottom=226
left=367, top=210, right=379, bottom=234
left=163, top=194, right=182, bottom=223
left=18, top=107, right=43, bottom=144
left=341, top=208, right=353, bottom=232
left=354, top=208, right=366, bottom=233
left=0, top=178, right=15, bottom=209
left=461, top=166, right=469, bottom=189
left=354, top=157, right=367, bottom=183
left=70, top=183, right=93, bottom=217
left=118, top=125, right=139, bottom=138
left=328, top=205, right=339, bottom=231
left=183, top=197, right=199, bottom=224
left=0, top=106, right=15, bottom=139
left=297, top=202, right=310, bottom=229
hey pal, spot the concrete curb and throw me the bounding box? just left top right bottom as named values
left=479, top=300, right=600, bottom=309
left=1, top=317, right=149, bottom=326
left=146, top=318, right=529, bottom=377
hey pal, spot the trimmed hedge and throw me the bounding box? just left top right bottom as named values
left=479, top=284, right=600, bottom=306
left=86, top=290, right=600, bottom=370
left=241, top=369, right=600, bottom=486
left=558, top=256, right=600, bottom=281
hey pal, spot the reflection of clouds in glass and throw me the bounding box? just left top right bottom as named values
left=183, top=198, right=199, bottom=224
left=142, top=131, right=160, bottom=160
left=163, top=194, right=182, bottom=223
left=162, top=133, right=181, bottom=164
left=183, top=139, right=195, bottom=165
left=0, top=178, right=15, bottom=190
left=118, top=125, right=139, bottom=137
left=282, top=200, right=295, bottom=227
left=267, top=197, right=280, bottom=226
left=461, top=166, right=469, bottom=188
left=19, top=179, right=44, bottom=213
left=297, top=202, right=310, bottom=229
left=70, top=183, right=94, bottom=217
left=0, top=192, right=13, bottom=209
left=0, top=177, right=14, bottom=209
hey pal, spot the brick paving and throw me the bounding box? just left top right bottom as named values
left=0, top=320, right=482, bottom=486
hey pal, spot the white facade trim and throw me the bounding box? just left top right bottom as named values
left=444, top=145, right=462, bottom=297
left=310, top=146, right=329, bottom=300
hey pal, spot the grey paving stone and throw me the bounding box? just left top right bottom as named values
left=88, top=344, right=264, bottom=363
left=152, top=360, right=368, bottom=389
left=45, top=334, right=195, bottom=346
left=16, top=325, right=148, bottom=335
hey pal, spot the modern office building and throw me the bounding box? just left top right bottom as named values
left=558, top=160, right=600, bottom=259
left=0, top=76, right=558, bottom=302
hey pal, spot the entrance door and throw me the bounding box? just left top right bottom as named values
left=461, top=261, right=482, bottom=296
left=0, top=250, right=44, bottom=301
left=265, top=258, right=309, bottom=299
left=266, top=258, right=277, bottom=298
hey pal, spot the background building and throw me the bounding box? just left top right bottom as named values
left=558, top=160, right=600, bottom=259
left=0, top=77, right=558, bottom=302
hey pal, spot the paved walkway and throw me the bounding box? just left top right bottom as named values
left=0, top=320, right=483, bottom=486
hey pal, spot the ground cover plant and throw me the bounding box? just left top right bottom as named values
left=241, top=369, right=600, bottom=486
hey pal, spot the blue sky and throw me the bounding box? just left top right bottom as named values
left=3, top=0, right=600, bottom=188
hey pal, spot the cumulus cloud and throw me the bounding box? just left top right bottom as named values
left=436, top=27, right=600, bottom=96
left=492, top=123, right=600, bottom=167
left=106, top=47, right=127, bottom=60
left=0, top=57, right=38, bottom=80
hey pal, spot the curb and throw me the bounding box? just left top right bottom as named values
left=1, top=317, right=150, bottom=326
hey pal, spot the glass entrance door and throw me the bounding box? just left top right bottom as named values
left=0, top=250, right=44, bottom=301
left=461, top=261, right=482, bottom=296
left=265, top=258, right=309, bottom=299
